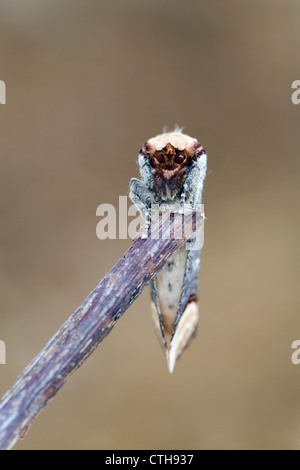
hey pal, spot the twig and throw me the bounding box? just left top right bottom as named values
left=0, top=209, right=204, bottom=450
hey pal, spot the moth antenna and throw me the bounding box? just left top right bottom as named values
left=161, top=125, right=183, bottom=135
left=173, top=124, right=184, bottom=134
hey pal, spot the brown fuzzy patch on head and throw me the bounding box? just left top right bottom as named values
left=152, top=143, right=189, bottom=168
left=149, top=143, right=194, bottom=200
left=150, top=141, right=205, bottom=169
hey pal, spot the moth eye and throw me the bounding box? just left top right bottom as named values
left=174, top=154, right=185, bottom=164
left=155, top=153, right=165, bottom=164
left=198, top=148, right=206, bottom=157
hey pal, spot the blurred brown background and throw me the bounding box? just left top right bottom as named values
left=0, top=0, right=299, bottom=450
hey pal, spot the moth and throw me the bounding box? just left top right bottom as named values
left=129, top=129, right=207, bottom=373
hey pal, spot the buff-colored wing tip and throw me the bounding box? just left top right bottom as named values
left=166, top=301, right=199, bottom=374
left=167, top=349, right=176, bottom=374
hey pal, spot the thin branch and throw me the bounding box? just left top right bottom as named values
left=0, top=209, right=204, bottom=450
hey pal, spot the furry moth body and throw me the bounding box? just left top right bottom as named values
left=129, top=130, right=207, bottom=373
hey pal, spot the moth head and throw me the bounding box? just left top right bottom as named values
left=138, top=130, right=206, bottom=200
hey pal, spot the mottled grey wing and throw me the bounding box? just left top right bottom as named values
left=167, top=185, right=204, bottom=371
left=172, top=245, right=201, bottom=337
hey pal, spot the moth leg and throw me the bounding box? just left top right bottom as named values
left=130, top=178, right=158, bottom=237
left=129, top=178, right=157, bottom=216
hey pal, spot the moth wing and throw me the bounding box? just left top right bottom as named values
left=167, top=245, right=202, bottom=373
left=150, top=207, right=204, bottom=373
left=150, top=245, right=202, bottom=373
left=167, top=183, right=205, bottom=372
